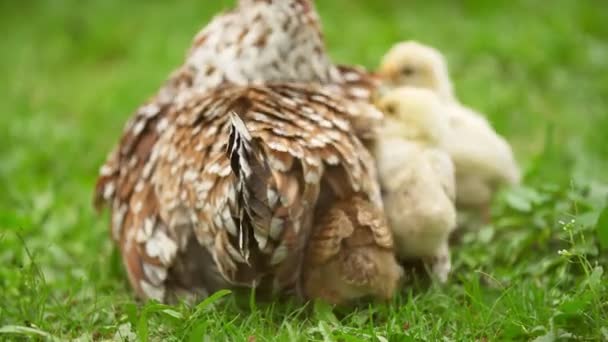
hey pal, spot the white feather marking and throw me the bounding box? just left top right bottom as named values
left=333, top=117, right=351, bottom=131
left=310, top=94, right=327, bottom=103
left=140, top=280, right=165, bottom=301
left=254, top=230, right=269, bottom=251
left=156, top=117, right=169, bottom=133
left=268, top=158, right=287, bottom=172
left=326, top=130, right=341, bottom=141
left=224, top=240, right=246, bottom=264
left=227, top=184, right=236, bottom=206
left=269, top=217, right=283, bottom=240
left=267, top=189, right=279, bottom=207
left=325, top=154, right=340, bottom=165
left=292, top=221, right=301, bottom=234
left=195, top=179, right=214, bottom=194
left=143, top=217, right=155, bottom=236
left=128, top=156, right=138, bottom=168
left=204, top=124, right=219, bottom=137
left=230, top=112, right=252, bottom=141
left=143, top=263, right=167, bottom=286
left=142, top=161, right=154, bottom=179
left=270, top=244, right=288, bottom=265
left=132, top=200, right=143, bottom=214
left=145, top=230, right=177, bottom=266
left=103, top=182, right=115, bottom=200
left=135, top=228, right=149, bottom=243
left=219, top=164, right=232, bottom=177
left=300, top=106, right=315, bottom=115
left=308, top=138, right=325, bottom=148
left=343, top=71, right=361, bottom=82
left=267, top=141, right=289, bottom=152
left=305, top=171, right=320, bottom=184
left=349, top=87, right=371, bottom=99
left=222, top=208, right=237, bottom=236
left=132, top=120, right=146, bottom=136
left=238, top=155, right=252, bottom=177
left=207, top=163, right=222, bottom=174
left=183, top=169, right=198, bottom=183
left=99, top=164, right=114, bottom=176
left=191, top=125, right=202, bottom=137
left=305, top=155, right=321, bottom=166
left=213, top=212, right=223, bottom=231
left=134, top=181, right=145, bottom=193
left=140, top=103, right=160, bottom=118
left=279, top=97, right=297, bottom=107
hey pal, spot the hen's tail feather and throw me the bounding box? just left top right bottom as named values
left=227, top=108, right=276, bottom=263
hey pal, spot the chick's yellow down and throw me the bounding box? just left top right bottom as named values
left=303, top=196, right=403, bottom=305
left=375, top=87, right=456, bottom=282
left=378, top=41, right=520, bottom=219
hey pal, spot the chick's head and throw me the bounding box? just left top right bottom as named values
left=378, top=87, right=449, bottom=147
left=378, top=41, right=454, bottom=101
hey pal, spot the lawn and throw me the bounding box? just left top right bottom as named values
left=1, top=0, right=607, bottom=340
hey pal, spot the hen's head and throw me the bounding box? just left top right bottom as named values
left=239, top=0, right=314, bottom=13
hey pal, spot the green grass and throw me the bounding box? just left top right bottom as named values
left=1, top=0, right=608, bottom=340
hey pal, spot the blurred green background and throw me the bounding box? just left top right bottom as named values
left=1, top=0, right=607, bottom=340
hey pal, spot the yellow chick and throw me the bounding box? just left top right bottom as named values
left=375, top=87, right=457, bottom=282
left=303, top=196, right=403, bottom=305
left=377, top=41, right=521, bottom=219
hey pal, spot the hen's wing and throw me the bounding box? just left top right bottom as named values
left=94, top=66, right=194, bottom=239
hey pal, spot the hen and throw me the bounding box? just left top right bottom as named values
left=375, top=87, right=456, bottom=282
left=377, top=41, right=520, bottom=220
left=94, top=0, right=382, bottom=302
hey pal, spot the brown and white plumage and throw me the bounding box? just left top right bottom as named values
left=99, top=83, right=382, bottom=302
left=95, top=0, right=380, bottom=218
left=95, top=0, right=336, bottom=215
left=303, top=196, right=402, bottom=305
left=94, top=0, right=383, bottom=302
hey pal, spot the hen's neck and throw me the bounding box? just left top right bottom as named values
left=185, top=0, right=339, bottom=93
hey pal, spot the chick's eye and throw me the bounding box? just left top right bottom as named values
left=384, top=104, right=397, bottom=116
left=401, top=67, right=415, bottom=77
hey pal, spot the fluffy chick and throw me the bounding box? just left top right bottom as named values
left=375, top=87, right=457, bottom=282
left=303, top=196, right=403, bottom=305
left=377, top=41, right=520, bottom=218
